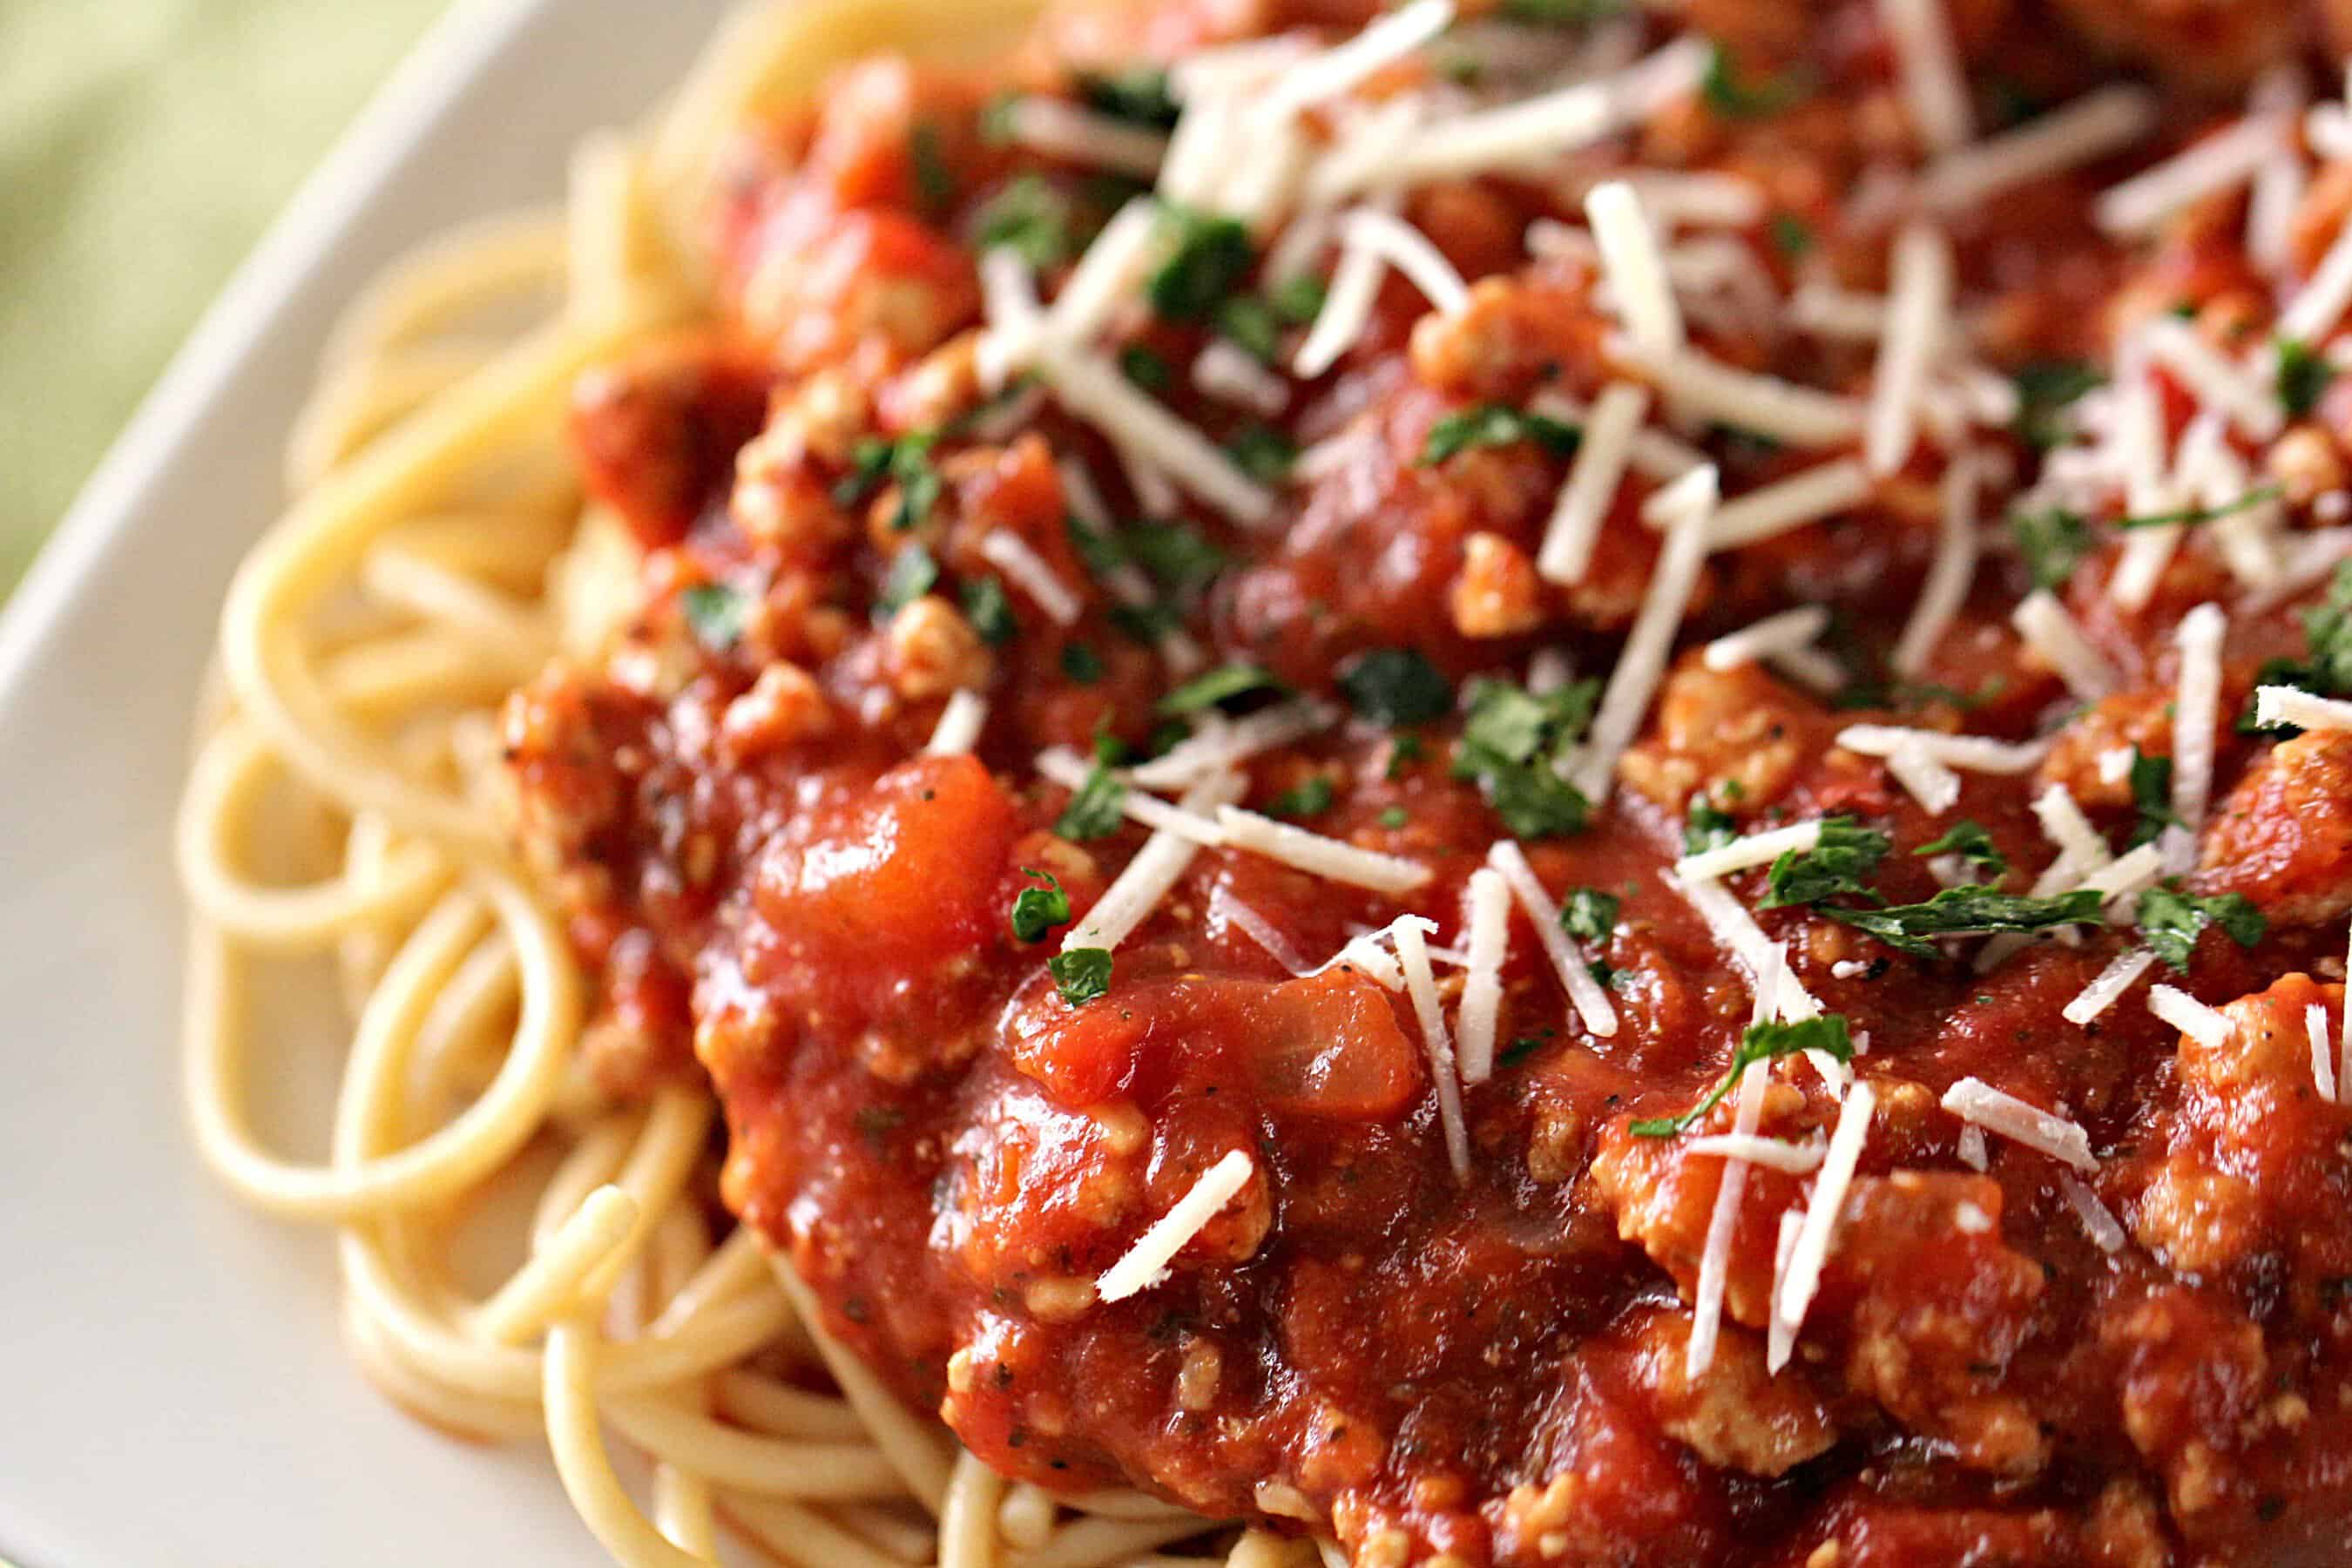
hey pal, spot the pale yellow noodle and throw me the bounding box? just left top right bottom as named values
left=599, top=1396, right=905, bottom=1498
left=942, top=1450, right=1007, bottom=1568
left=999, top=1482, right=1058, bottom=1551
left=318, top=210, right=566, bottom=369
left=766, top=1254, right=956, bottom=1515
left=358, top=545, right=554, bottom=670
left=289, top=340, right=502, bottom=494
left=653, top=1466, right=720, bottom=1558
left=711, top=1369, right=871, bottom=1440
left=723, top=1496, right=922, bottom=1568
left=545, top=1314, right=716, bottom=1568
left=477, top=1184, right=641, bottom=1345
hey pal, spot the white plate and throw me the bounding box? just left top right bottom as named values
left=0, top=3, right=731, bottom=1562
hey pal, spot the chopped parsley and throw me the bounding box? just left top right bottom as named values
left=1451, top=676, right=1600, bottom=839
left=2136, top=884, right=2265, bottom=974
left=2278, top=336, right=2336, bottom=417
left=2010, top=506, right=2095, bottom=591
left=1916, top=820, right=2008, bottom=881
left=1059, top=643, right=1104, bottom=683
left=2113, top=484, right=2282, bottom=531
left=2011, top=361, right=2104, bottom=452
left=1147, top=204, right=1256, bottom=322
left=1496, top=1036, right=1548, bottom=1070
left=909, top=124, right=955, bottom=218
left=1010, top=868, right=1072, bottom=943
left=1377, top=806, right=1409, bottom=829
left=1268, top=274, right=1328, bottom=325
left=1821, top=886, right=2105, bottom=958
left=837, top=431, right=943, bottom=532
left=2241, top=560, right=2352, bottom=727
left=1048, top=947, right=1114, bottom=1005
left=1631, top=1016, right=1855, bottom=1137
left=1501, top=0, right=1624, bottom=22
left=679, top=582, right=749, bottom=650
left=1768, top=212, right=1814, bottom=258
left=1683, top=796, right=1739, bottom=856
left=1055, top=760, right=1127, bottom=841
left=1759, top=818, right=1890, bottom=909
left=1119, top=343, right=1173, bottom=392
left=1338, top=648, right=1453, bottom=727
left=1119, top=519, right=1229, bottom=591
left=1226, top=423, right=1298, bottom=483
left=1269, top=776, right=1335, bottom=819
left=972, top=174, right=1072, bottom=268
left=961, top=578, right=1017, bottom=645
left=1074, top=67, right=1180, bottom=131
left=876, top=544, right=939, bottom=615
left=2126, top=747, right=2180, bottom=848
left=1561, top=888, right=1620, bottom=944
left=1421, top=404, right=1581, bottom=465
left=1159, top=663, right=1287, bottom=714
left=1700, top=40, right=1812, bottom=118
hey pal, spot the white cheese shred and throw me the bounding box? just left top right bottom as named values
left=1772, top=1079, right=1877, bottom=1370
left=1660, top=868, right=1832, bottom=1031
left=1956, top=1124, right=1990, bottom=1171
left=1381, top=37, right=1709, bottom=189
left=1587, top=180, right=1684, bottom=355
left=1836, top=726, right=2050, bottom=774
left=2308, top=1002, right=2340, bottom=1104
left=1293, top=209, right=1391, bottom=378
left=2170, top=602, right=2227, bottom=870
left=2011, top=591, right=2121, bottom=700
left=1486, top=841, right=1620, bottom=1039
left=1034, top=749, right=1227, bottom=846
left=1864, top=221, right=1954, bottom=476
left=1892, top=451, right=1981, bottom=677
left=1339, top=208, right=1470, bottom=314
left=2254, top=684, right=2352, bottom=732
left=1095, top=1149, right=1256, bottom=1302
left=1673, top=820, right=1825, bottom=882
left=2280, top=214, right=2352, bottom=348
left=1395, top=917, right=1472, bottom=1183
left=1209, top=884, right=1313, bottom=976
left=1260, top=0, right=1456, bottom=119
left=2062, top=949, right=2156, bottom=1025
left=1064, top=772, right=1247, bottom=953
left=1878, top=0, right=1974, bottom=152
left=1939, top=1077, right=2097, bottom=1171
left=2142, top=316, right=2283, bottom=441
left=1614, top=340, right=1865, bottom=449
left=1918, top=85, right=2158, bottom=213
left=1670, top=458, right=1874, bottom=551
left=1214, top=806, right=1433, bottom=893
left=2058, top=1173, right=2127, bottom=1254
left=1686, top=1131, right=1825, bottom=1174
left=1039, top=349, right=1276, bottom=525
left=977, top=531, right=1085, bottom=626
left=2095, top=114, right=2281, bottom=236
left=1766, top=1206, right=1806, bottom=1373
left=1686, top=1057, right=1770, bottom=1381
left=1004, top=97, right=1171, bottom=178
left=1454, top=868, right=1511, bottom=1085
left=1571, top=465, right=1718, bottom=801
left=2148, top=983, right=2234, bottom=1050
left=923, top=690, right=989, bottom=757
left=1127, top=699, right=1338, bottom=789
left=1706, top=605, right=1831, bottom=672
left=1537, top=382, right=1649, bottom=585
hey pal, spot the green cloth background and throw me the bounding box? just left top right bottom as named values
left=0, top=0, right=449, bottom=590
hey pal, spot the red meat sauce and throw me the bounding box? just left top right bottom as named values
left=504, top=1, right=2352, bottom=1562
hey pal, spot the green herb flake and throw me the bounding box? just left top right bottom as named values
left=680, top=583, right=750, bottom=651
left=1562, top=888, right=1620, bottom=944
left=1501, top=0, right=1625, bottom=22
left=1822, top=886, right=2105, bottom=959
left=909, top=122, right=954, bottom=218
left=2279, top=336, right=2336, bottom=418
left=2113, top=485, right=2282, bottom=531
left=2011, top=361, right=2104, bottom=452
left=2010, top=506, right=2094, bottom=591
left=1915, top=820, right=2008, bottom=881
left=1010, top=868, right=1072, bottom=943
left=1683, top=797, right=1738, bottom=856
left=1338, top=648, right=1453, bottom=728
left=1451, top=676, right=1601, bottom=839
left=1269, top=274, right=1328, bottom=325
left=1700, top=40, right=1813, bottom=119
left=1269, top=776, right=1335, bottom=819
left=876, top=544, right=940, bottom=616
left=1496, top=1036, right=1547, bottom=1069
left=1119, top=343, right=1173, bottom=392
left=1120, top=519, right=1229, bottom=591
left=1055, top=761, right=1127, bottom=841
left=1421, top=404, right=1581, bottom=466
left=1214, top=294, right=1281, bottom=362
left=1377, top=806, right=1409, bottom=829
left=2247, top=561, right=2352, bottom=728
left=973, top=174, right=1072, bottom=268
left=1759, top=818, right=1890, bottom=909
left=1225, top=424, right=1297, bottom=484
left=1059, top=643, right=1104, bottom=684
left=1074, top=68, right=1180, bottom=131
left=1147, top=204, right=1256, bottom=323
left=1159, top=663, right=1287, bottom=715
left=1049, top=946, right=1114, bottom=1005
left=1768, top=212, right=1815, bottom=257
left=2136, top=884, right=2266, bottom=974
left=2126, top=747, right=2181, bottom=848
left=961, top=577, right=1017, bottom=646
left=836, top=431, right=944, bottom=533
left=1632, top=1016, right=1855, bottom=1136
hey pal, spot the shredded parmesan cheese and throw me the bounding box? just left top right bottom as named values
left=2095, top=114, right=2282, bottom=235
left=2148, top=983, right=2233, bottom=1049
left=1682, top=457, right=1875, bottom=551
left=977, top=531, right=1084, bottom=625
left=1773, top=1079, right=1878, bottom=1368
left=1004, top=96, right=1171, bottom=178
left=1613, top=339, right=1866, bottom=449
left=2141, top=316, right=2282, bottom=441
left=1260, top=0, right=1455, bottom=118
left=1835, top=727, right=2050, bottom=774
left=1587, top=180, right=1684, bottom=354
left=1338, top=208, right=1470, bottom=314
left=1537, top=382, right=1648, bottom=585
left=1039, top=349, right=1276, bottom=525
left=1455, top=868, right=1511, bottom=1084
left=1064, top=772, right=1247, bottom=953
left=1486, top=841, right=1619, bottom=1038
left=1214, top=806, right=1432, bottom=893
left=2011, top=591, right=2121, bottom=700
left=1377, top=37, right=1709, bottom=189
left=1293, top=201, right=1394, bottom=378
left=1686, top=1054, right=1770, bottom=1380
left=2168, top=602, right=2227, bottom=871
left=1127, top=700, right=1338, bottom=789
left=1686, top=1132, right=1826, bottom=1174
left=1706, top=605, right=1831, bottom=672
left=2280, top=214, right=2352, bottom=348
left=2063, top=949, right=2156, bottom=1025
left=1395, top=917, right=1472, bottom=1182
left=1035, top=749, right=1226, bottom=845
left=1571, top=466, right=1717, bottom=800
left=2254, top=684, right=2352, bottom=732
left=1209, top=884, right=1312, bottom=976
left=1940, top=1078, right=2096, bottom=1171
left=2308, top=1002, right=2340, bottom=1104
left=2059, top=1173, right=2127, bottom=1253
left=1918, top=85, right=2158, bottom=213
left=1193, top=341, right=1290, bottom=416
left=1661, top=868, right=1832, bottom=1031
left=1674, top=820, right=1825, bottom=882
left=1864, top=222, right=1954, bottom=476
left=1892, top=452, right=1981, bottom=677
left=1878, top=0, right=1973, bottom=152
left=923, top=690, right=988, bottom=756
left=1096, top=1149, right=1256, bottom=1302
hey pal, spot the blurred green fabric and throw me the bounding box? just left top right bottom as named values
left=0, top=0, right=448, bottom=590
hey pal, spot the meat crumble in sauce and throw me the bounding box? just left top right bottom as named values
left=507, top=1, right=2352, bottom=1561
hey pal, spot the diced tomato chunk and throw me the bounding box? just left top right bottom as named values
left=568, top=334, right=773, bottom=548
left=1235, top=969, right=1422, bottom=1120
